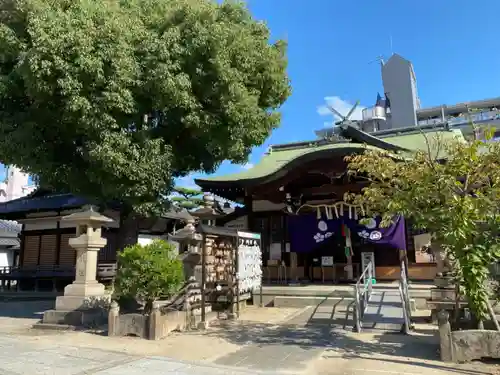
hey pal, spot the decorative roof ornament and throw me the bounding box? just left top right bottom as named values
left=327, top=100, right=361, bottom=128
left=323, top=100, right=361, bottom=143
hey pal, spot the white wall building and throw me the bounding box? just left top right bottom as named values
left=0, top=220, right=21, bottom=270
left=0, top=166, right=34, bottom=269
left=0, top=166, right=36, bottom=203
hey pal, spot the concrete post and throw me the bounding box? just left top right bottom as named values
left=149, top=301, right=161, bottom=340
left=438, top=310, right=453, bottom=362
left=108, top=301, right=120, bottom=336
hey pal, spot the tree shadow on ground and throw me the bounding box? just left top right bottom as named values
left=206, top=319, right=496, bottom=375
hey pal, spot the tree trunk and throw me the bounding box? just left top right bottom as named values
left=144, top=299, right=154, bottom=315
left=117, top=213, right=140, bottom=253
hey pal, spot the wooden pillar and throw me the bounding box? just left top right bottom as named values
left=346, top=255, right=353, bottom=280
left=55, top=221, right=61, bottom=265
left=243, top=192, right=254, bottom=232
left=290, top=252, right=298, bottom=284
left=19, top=224, right=25, bottom=267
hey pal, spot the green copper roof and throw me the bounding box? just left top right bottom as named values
left=198, top=143, right=372, bottom=183
left=382, top=129, right=464, bottom=156
left=195, top=126, right=464, bottom=187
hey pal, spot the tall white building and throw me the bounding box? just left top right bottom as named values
left=0, top=166, right=36, bottom=203
left=317, top=53, right=500, bottom=140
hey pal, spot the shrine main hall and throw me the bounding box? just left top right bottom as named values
left=195, top=123, right=458, bottom=283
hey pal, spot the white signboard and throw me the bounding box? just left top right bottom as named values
left=321, top=256, right=334, bottom=266
left=236, top=232, right=262, bottom=293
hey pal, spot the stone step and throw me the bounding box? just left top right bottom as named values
left=359, top=321, right=404, bottom=333
left=283, top=305, right=354, bottom=330
left=274, top=295, right=354, bottom=308
left=361, top=291, right=405, bottom=333
left=32, top=322, right=77, bottom=331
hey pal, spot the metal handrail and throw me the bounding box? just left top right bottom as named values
left=399, top=260, right=412, bottom=334
left=353, top=261, right=373, bottom=332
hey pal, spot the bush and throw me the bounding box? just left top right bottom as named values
left=114, top=239, right=184, bottom=314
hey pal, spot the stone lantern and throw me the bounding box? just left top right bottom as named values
left=40, top=206, right=114, bottom=327
left=56, top=207, right=114, bottom=307
left=169, top=216, right=203, bottom=281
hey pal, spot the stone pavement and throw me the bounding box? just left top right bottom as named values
left=0, top=300, right=499, bottom=375
left=0, top=334, right=296, bottom=375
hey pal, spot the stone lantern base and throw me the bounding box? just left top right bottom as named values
left=426, top=275, right=462, bottom=324
left=55, top=281, right=107, bottom=310
left=38, top=283, right=111, bottom=328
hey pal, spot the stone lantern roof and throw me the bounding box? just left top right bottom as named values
left=62, top=206, right=114, bottom=225
left=191, top=193, right=233, bottom=220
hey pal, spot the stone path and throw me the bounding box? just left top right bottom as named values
left=211, top=307, right=324, bottom=372
left=0, top=334, right=293, bottom=375
left=215, top=341, right=321, bottom=372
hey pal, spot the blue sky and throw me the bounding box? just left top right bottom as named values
left=177, top=0, right=500, bottom=189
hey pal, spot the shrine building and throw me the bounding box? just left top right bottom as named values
left=196, top=123, right=464, bottom=283
left=0, top=189, right=192, bottom=291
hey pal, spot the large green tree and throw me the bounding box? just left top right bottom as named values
left=0, top=0, right=290, bottom=215
left=346, top=129, right=500, bottom=323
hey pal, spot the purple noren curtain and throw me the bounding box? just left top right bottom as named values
left=287, top=214, right=406, bottom=253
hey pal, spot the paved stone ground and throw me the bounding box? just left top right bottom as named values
left=0, top=300, right=499, bottom=375
left=312, top=327, right=500, bottom=375
left=0, top=335, right=287, bottom=375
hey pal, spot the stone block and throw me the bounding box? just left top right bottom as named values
left=451, top=330, right=500, bottom=362
left=431, top=288, right=457, bottom=301
left=55, top=293, right=110, bottom=311
left=434, top=276, right=454, bottom=288
left=108, top=301, right=200, bottom=340
left=41, top=309, right=107, bottom=327
left=62, top=281, right=106, bottom=297
left=437, top=308, right=500, bottom=363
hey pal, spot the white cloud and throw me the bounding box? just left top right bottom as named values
left=317, top=96, right=366, bottom=126
left=242, top=163, right=254, bottom=170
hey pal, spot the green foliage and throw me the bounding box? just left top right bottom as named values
left=0, top=0, right=291, bottom=214
left=171, top=186, right=204, bottom=210
left=346, top=128, right=500, bottom=320
left=114, top=239, right=184, bottom=313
